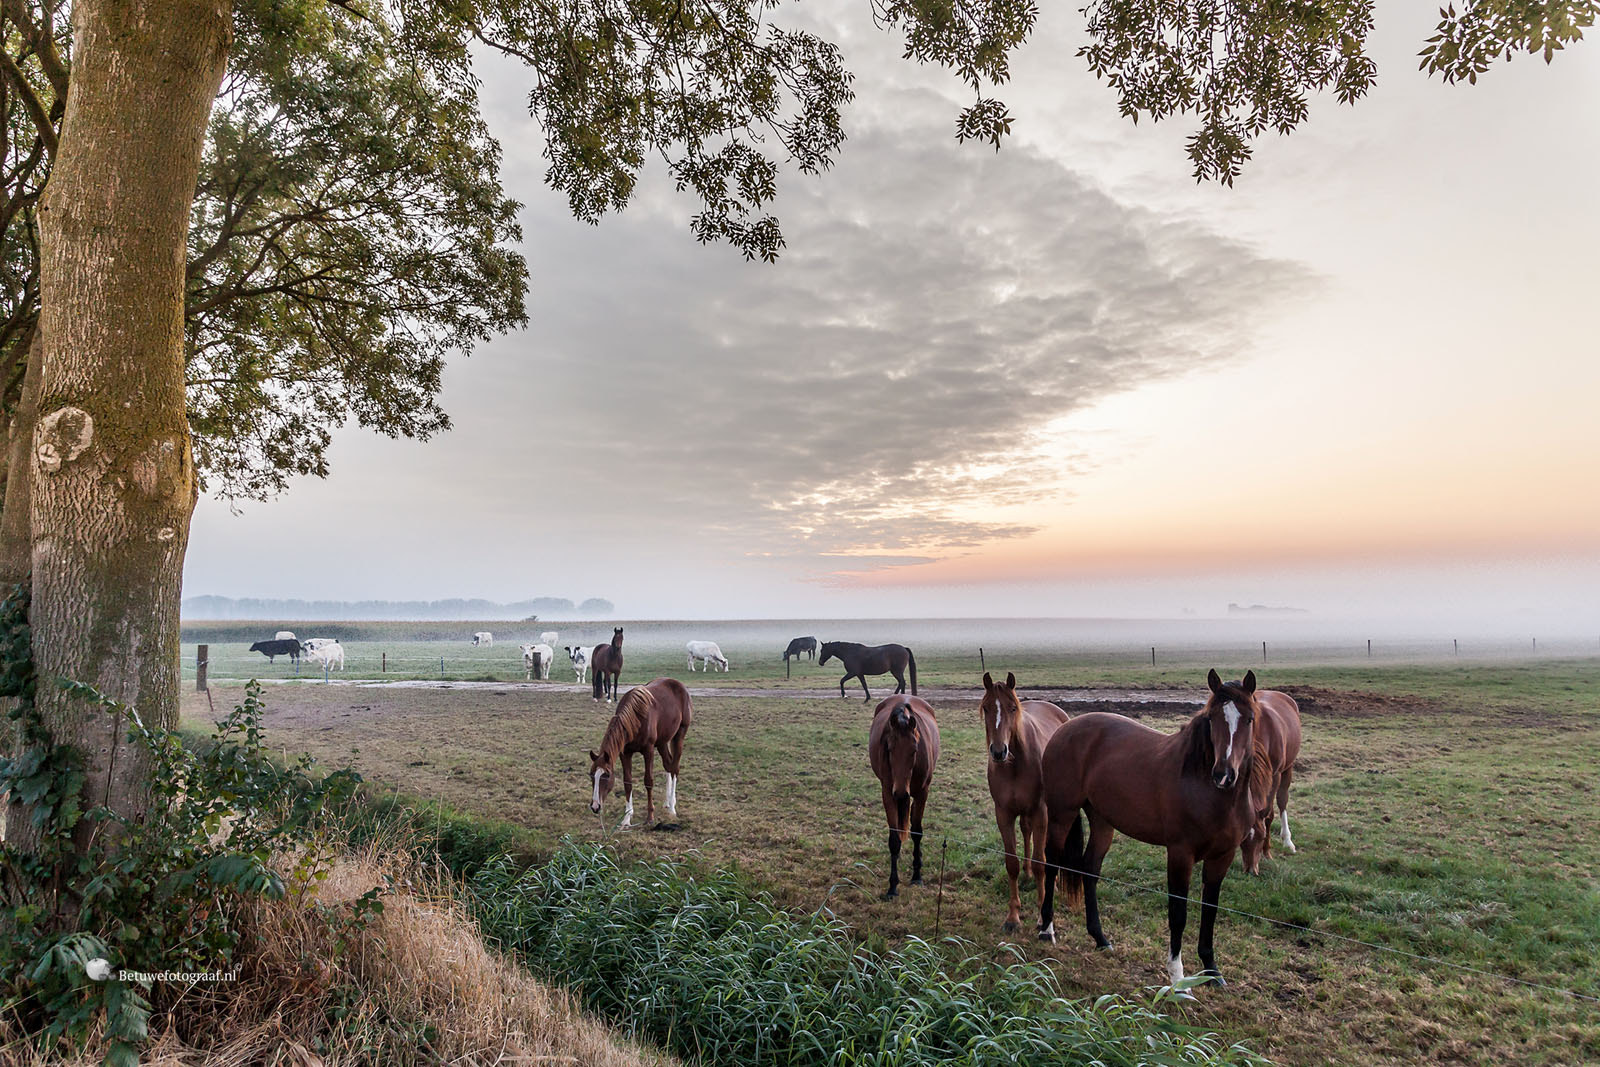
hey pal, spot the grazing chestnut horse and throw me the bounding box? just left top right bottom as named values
left=586, top=677, right=691, bottom=828
left=868, top=695, right=939, bottom=899
left=1037, top=669, right=1272, bottom=989
left=820, top=641, right=917, bottom=701
left=591, top=627, right=624, bottom=701
left=981, top=672, right=1070, bottom=932
left=1239, top=689, right=1303, bottom=875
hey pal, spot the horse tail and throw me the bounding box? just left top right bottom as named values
left=592, top=659, right=603, bottom=700
left=907, top=648, right=918, bottom=695
left=1061, top=809, right=1086, bottom=910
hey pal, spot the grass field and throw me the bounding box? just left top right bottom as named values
left=178, top=636, right=1600, bottom=1066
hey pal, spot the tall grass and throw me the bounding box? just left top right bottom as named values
left=468, top=843, right=1267, bottom=1067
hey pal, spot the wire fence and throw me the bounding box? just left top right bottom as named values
left=575, top=801, right=1600, bottom=1008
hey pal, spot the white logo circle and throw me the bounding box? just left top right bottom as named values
left=85, top=958, right=112, bottom=982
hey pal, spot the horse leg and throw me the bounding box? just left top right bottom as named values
left=998, top=808, right=1022, bottom=932
left=909, top=789, right=926, bottom=885
left=1165, top=852, right=1195, bottom=988
left=1082, top=810, right=1116, bottom=950
left=1198, top=853, right=1230, bottom=985
left=881, top=787, right=902, bottom=899
left=892, top=667, right=906, bottom=695
left=1026, top=808, right=1050, bottom=911
left=1277, top=767, right=1297, bottom=853
left=1037, top=807, right=1080, bottom=942
left=859, top=674, right=872, bottom=702
left=839, top=674, right=849, bottom=698
left=641, top=747, right=656, bottom=824
left=657, top=739, right=678, bottom=817
left=619, top=755, right=635, bottom=829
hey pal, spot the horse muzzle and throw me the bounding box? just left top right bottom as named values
left=1211, top=768, right=1237, bottom=789
left=590, top=801, right=602, bottom=814
left=990, top=743, right=1009, bottom=763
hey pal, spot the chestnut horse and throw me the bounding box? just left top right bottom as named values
left=981, top=672, right=1070, bottom=932
left=1037, top=669, right=1272, bottom=989
left=820, top=641, right=918, bottom=701
left=591, top=627, right=624, bottom=701
left=868, top=695, right=939, bottom=899
left=1240, top=689, right=1303, bottom=875
left=586, top=677, right=691, bottom=828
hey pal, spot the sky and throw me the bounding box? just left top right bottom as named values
left=182, top=2, right=1600, bottom=632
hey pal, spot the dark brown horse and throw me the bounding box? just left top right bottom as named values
left=1037, top=669, right=1273, bottom=989
left=981, top=672, right=1070, bottom=932
left=868, top=695, right=939, bottom=899
left=591, top=627, right=624, bottom=701
left=820, top=641, right=917, bottom=701
left=1239, top=689, right=1303, bottom=875
left=587, top=677, right=691, bottom=828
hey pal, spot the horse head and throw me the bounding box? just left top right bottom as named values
left=611, top=627, right=624, bottom=647
left=1199, top=668, right=1259, bottom=790
left=818, top=641, right=836, bottom=667
left=981, top=671, right=1022, bottom=764
left=881, top=700, right=922, bottom=814
left=587, top=748, right=616, bottom=813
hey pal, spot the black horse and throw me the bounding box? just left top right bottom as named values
left=818, top=641, right=918, bottom=702
left=783, top=636, right=818, bottom=664
left=591, top=627, right=624, bottom=701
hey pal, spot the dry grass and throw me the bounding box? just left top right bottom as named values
left=5, top=848, right=673, bottom=1067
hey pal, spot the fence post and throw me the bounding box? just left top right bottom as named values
left=196, top=644, right=208, bottom=692
left=1367, top=639, right=1371, bottom=658
left=1454, top=639, right=1458, bottom=656
left=440, top=656, right=445, bottom=679
left=979, top=647, right=986, bottom=674
left=382, top=651, right=386, bottom=673
left=1151, top=646, right=1155, bottom=667
left=1262, top=641, right=1267, bottom=664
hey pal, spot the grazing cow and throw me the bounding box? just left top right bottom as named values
left=248, top=638, right=302, bottom=664
left=686, top=640, right=729, bottom=672
left=472, top=631, right=493, bottom=647
left=301, top=637, right=335, bottom=653
left=275, top=630, right=296, bottom=641
left=305, top=641, right=345, bottom=672
left=783, top=636, right=818, bottom=664
left=565, top=645, right=591, bottom=685
left=540, top=631, right=559, bottom=648
left=521, top=643, right=555, bottom=680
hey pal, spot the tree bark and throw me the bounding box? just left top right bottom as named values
left=1, top=324, right=41, bottom=584
left=14, top=0, right=230, bottom=855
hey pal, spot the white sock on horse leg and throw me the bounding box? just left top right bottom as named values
left=1281, top=810, right=1296, bottom=852
left=1168, top=953, right=1184, bottom=984
left=621, top=795, right=634, bottom=829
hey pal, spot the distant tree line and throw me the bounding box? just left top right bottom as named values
left=181, top=595, right=615, bottom=620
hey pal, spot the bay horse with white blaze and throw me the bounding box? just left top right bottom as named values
left=819, top=641, right=917, bottom=701
left=868, top=695, right=939, bottom=899
left=586, top=677, right=691, bottom=828
left=981, top=672, right=1070, bottom=932
left=1239, top=689, right=1303, bottom=874
left=1037, top=669, right=1273, bottom=990
left=591, top=627, right=624, bottom=701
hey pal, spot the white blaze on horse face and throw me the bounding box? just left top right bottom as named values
left=591, top=769, right=604, bottom=813
left=1222, top=702, right=1240, bottom=759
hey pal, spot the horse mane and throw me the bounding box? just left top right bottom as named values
left=1180, top=708, right=1214, bottom=776
left=1248, top=735, right=1272, bottom=810
left=599, top=686, right=653, bottom=759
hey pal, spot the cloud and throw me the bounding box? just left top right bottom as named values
left=394, top=85, right=1311, bottom=584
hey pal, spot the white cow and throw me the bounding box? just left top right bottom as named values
left=275, top=630, right=296, bottom=641
left=521, top=643, right=555, bottom=680
left=540, top=630, right=559, bottom=648
left=472, top=631, right=493, bottom=647
left=686, top=640, right=729, bottom=672
left=301, top=637, right=335, bottom=653
left=305, top=641, right=345, bottom=672
left=565, top=645, right=590, bottom=685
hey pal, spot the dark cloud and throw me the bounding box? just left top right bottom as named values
left=438, top=88, right=1309, bottom=580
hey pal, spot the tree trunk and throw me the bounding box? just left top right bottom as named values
left=1, top=325, right=41, bottom=584
left=13, top=0, right=230, bottom=855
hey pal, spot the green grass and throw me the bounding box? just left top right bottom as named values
left=181, top=654, right=1600, bottom=1066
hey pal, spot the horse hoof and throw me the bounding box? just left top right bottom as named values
left=882, top=888, right=898, bottom=900
left=1002, top=920, right=1019, bottom=934
left=1201, top=969, right=1226, bottom=988
left=910, top=877, right=923, bottom=886
left=1095, top=940, right=1114, bottom=952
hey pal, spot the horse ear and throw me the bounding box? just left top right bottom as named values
left=1242, top=670, right=1257, bottom=694
left=1005, top=672, right=1016, bottom=690
left=588, top=749, right=599, bottom=763
left=982, top=672, right=994, bottom=690
left=1207, top=668, right=1222, bottom=693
